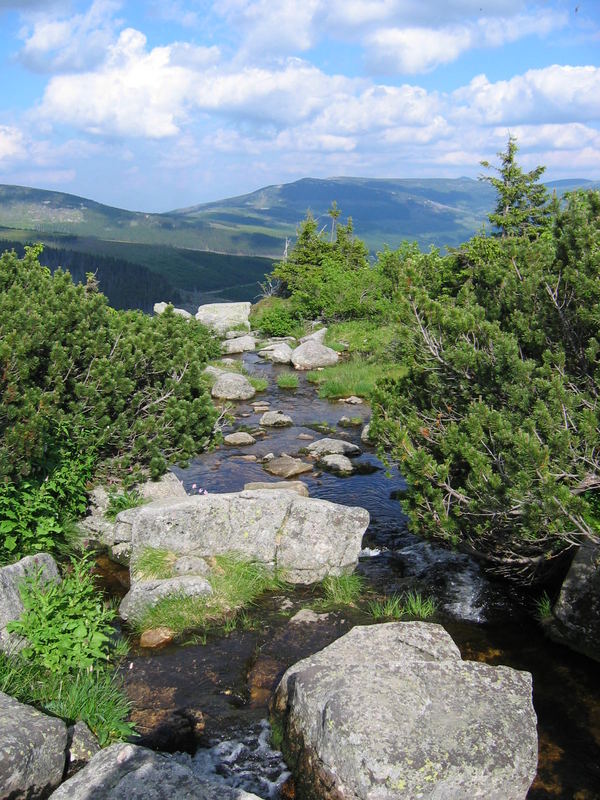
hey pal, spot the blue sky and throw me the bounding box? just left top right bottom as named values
left=0, top=0, right=598, bottom=211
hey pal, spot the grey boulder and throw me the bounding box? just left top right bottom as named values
left=244, top=481, right=309, bottom=497
left=119, top=575, right=212, bottom=622
left=306, top=438, right=361, bottom=457
left=549, top=542, right=600, bottom=661
left=300, top=327, right=327, bottom=344
left=211, top=373, right=255, bottom=400
left=195, top=302, right=251, bottom=335
left=274, top=622, right=538, bottom=800
left=260, top=411, right=293, bottom=427
left=153, top=302, right=192, bottom=319
left=263, top=455, right=313, bottom=479
left=258, top=343, right=293, bottom=364
left=224, top=431, right=256, bottom=446
left=222, top=335, right=256, bottom=354
left=0, top=553, right=60, bottom=654
left=65, top=721, right=100, bottom=778
left=291, top=340, right=339, bottom=370
left=0, top=691, right=68, bottom=799
left=114, top=490, right=369, bottom=584
left=49, top=743, right=262, bottom=800
left=319, top=453, right=355, bottom=475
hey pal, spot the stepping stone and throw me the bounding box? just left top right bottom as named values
left=260, top=411, right=294, bottom=427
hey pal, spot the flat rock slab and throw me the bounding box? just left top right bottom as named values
left=263, top=455, right=313, bottom=479
left=195, top=302, right=251, bottom=335
left=291, top=341, right=339, bottom=370
left=115, top=490, right=369, bottom=584
left=0, top=691, right=68, bottom=799
left=119, top=575, right=212, bottom=621
left=307, top=438, right=361, bottom=457
left=49, top=743, right=262, bottom=800
left=244, top=480, right=309, bottom=497
left=224, top=432, right=256, bottom=446
left=260, top=411, right=293, bottom=427
left=274, top=622, right=538, bottom=800
left=222, top=335, right=256, bottom=354
left=0, top=553, right=60, bottom=654
left=211, top=373, right=255, bottom=400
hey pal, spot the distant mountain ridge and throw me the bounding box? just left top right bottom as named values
left=0, top=176, right=598, bottom=308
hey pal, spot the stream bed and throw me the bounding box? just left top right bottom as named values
left=112, top=352, right=600, bottom=800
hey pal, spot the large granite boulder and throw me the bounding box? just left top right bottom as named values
left=0, top=691, right=68, bottom=799
left=549, top=543, right=600, bottom=662
left=291, top=341, right=339, bottom=370
left=306, top=438, right=361, bottom=457
left=222, top=335, right=256, bottom=354
left=49, top=742, right=261, bottom=800
left=257, top=343, right=293, bottom=364
left=211, top=373, right=255, bottom=401
left=274, top=623, right=538, bottom=800
left=195, top=303, right=251, bottom=336
left=114, top=490, right=369, bottom=585
left=0, top=553, right=60, bottom=655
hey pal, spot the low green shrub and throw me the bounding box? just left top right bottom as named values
left=250, top=297, right=298, bottom=337
left=105, top=489, right=146, bottom=522
left=7, top=556, right=117, bottom=673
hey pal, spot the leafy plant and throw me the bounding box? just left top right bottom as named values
left=105, top=489, right=146, bottom=522
left=7, top=556, right=117, bottom=673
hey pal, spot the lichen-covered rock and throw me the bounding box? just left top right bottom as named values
left=113, top=490, right=369, bottom=585
left=549, top=543, right=600, bottom=662
left=274, top=623, right=538, bottom=800
left=119, top=575, right=212, bottom=621
left=65, top=721, right=100, bottom=779
left=211, top=373, right=255, bottom=401
left=0, top=553, right=61, bottom=655
left=224, top=432, right=256, bottom=446
left=49, top=743, right=262, bottom=800
left=0, top=691, right=68, bottom=798
left=291, top=341, right=339, bottom=370
left=173, top=555, right=211, bottom=576
left=263, top=455, right=313, bottom=479
left=195, top=302, right=251, bottom=335
left=260, top=411, right=293, bottom=427
left=244, top=481, right=309, bottom=497
left=306, top=438, right=361, bottom=457
left=222, top=335, right=256, bottom=354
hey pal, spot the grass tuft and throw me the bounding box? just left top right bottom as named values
left=368, top=591, right=436, bottom=621
left=307, top=361, right=406, bottom=399
left=535, top=591, right=553, bottom=622
left=316, top=573, right=365, bottom=608
left=133, top=547, right=177, bottom=580
left=367, top=595, right=405, bottom=620
left=277, top=373, right=299, bottom=390
left=132, top=553, right=286, bottom=635
left=249, top=376, right=269, bottom=392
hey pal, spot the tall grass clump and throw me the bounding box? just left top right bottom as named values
left=277, top=374, right=299, bottom=390
left=132, top=546, right=177, bottom=580
left=317, top=573, right=365, bottom=607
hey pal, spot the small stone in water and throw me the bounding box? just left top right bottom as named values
left=140, top=627, right=175, bottom=649
left=297, top=433, right=314, bottom=440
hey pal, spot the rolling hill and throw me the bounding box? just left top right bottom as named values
left=0, top=176, right=597, bottom=308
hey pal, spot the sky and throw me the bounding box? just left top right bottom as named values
left=0, top=0, right=599, bottom=212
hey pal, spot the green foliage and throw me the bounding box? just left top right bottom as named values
left=132, top=546, right=177, bottom=579
left=368, top=591, right=436, bottom=620
left=0, top=653, right=134, bottom=746
left=307, top=361, right=406, bottom=399
left=372, top=188, right=600, bottom=582
left=317, top=573, right=365, bottom=607
left=480, top=135, right=551, bottom=237
left=133, top=553, right=286, bottom=634
left=367, top=595, right=405, bottom=620
left=7, top=557, right=117, bottom=673
left=535, top=592, right=553, bottom=622
left=400, top=590, right=437, bottom=619
left=0, top=443, right=93, bottom=563
left=0, top=246, right=220, bottom=488
left=249, top=376, right=269, bottom=392
left=277, top=373, right=299, bottom=390
left=105, top=489, right=146, bottom=522
left=250, top=297, right=298, bottom=337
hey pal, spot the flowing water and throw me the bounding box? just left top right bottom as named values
left=112, top=352, right=600, bottom=800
